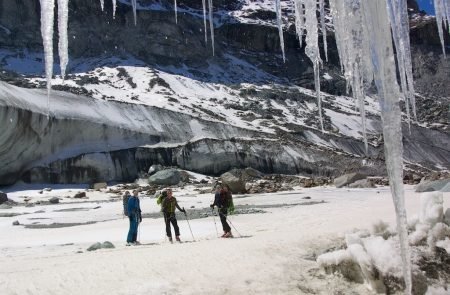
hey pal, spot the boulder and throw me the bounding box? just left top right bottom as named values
left=148, top=164, right=164, bottom=175
left=87, top=242, right=102, bottom=252
left=334, top=173, right=366, bottom=188
left=0, top=191, right=8, bottom=204
left=148, top=169, right=181, bottom=185
left=415, top=178, right=450, bottom=193
left=348, top=179, right=376, bottom=189
left=74, top=192, right=87, bottom=198
left=49, top=197, right=60, bottom=204
left=12, top=220, right=20, bottom=226
left=220, top=172, right=246, bottom=193
left=101, top=241, right=115, bottom=249
left=91, top=182, right=107, bottom=190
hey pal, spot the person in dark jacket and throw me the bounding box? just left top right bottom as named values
left=126, top=190, right=142, bottom=245
left=211, top=184, right=233, bottom=238
left=161, top=189, right=185, bottom=242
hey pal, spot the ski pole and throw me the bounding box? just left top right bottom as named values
left=219, top=211, right=242, bottom=238
left=211, top=207, right=219, bottom=237
left=183, top=208, right=195, bottom=241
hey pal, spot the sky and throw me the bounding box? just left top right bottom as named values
left=417, top=0, right=435, bottom=15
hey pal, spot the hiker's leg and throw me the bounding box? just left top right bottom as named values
left=133, top=222, right=139, bottom=242
left=127, top=217, right=134, bottom=243
left=164, top=213, right=172, bottom=237
left=219, top=212, right=228, bottom=232
left=220, top=210, right=231, bottom=232
left=171, top=216, right=180, bottom=237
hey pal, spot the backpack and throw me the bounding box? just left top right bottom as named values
left=220, top=190, right=235, bottom=215
left=123, top=193, right=131, bottom=216
left=228, top=195, right=235, bottom=215
left=156, top=191, right=168, bottom=211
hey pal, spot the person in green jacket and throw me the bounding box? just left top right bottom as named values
left=161, top=189, right=185, bottom=242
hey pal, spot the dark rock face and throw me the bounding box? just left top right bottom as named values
left=148, top=169, right=181, bottom=185
left=0, top=191, right=8, bottom=204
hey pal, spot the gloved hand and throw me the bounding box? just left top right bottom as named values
left=181, top=208, right=186, bottom=213
left=139, top=215, right=143, bottom=223
left=210, top=204, right=214, bottom=209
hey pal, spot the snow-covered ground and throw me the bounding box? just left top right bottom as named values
left=1, top=184, right=448, bottom=294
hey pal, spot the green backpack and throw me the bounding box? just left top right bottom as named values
left=227, top=194, right=235, bottom=215
left=156, top=191, right=168, bottom=211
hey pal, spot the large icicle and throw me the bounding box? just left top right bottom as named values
left=361, top=1, right=412, bottom=293
left=386, top=0, right=416, bottom=126
left=57, top=0, right=69, bottom=80
left=39, top=0, right=55, bottom=112
left=208, top=0, right=215, bottom=55
left=131, top=0, right=137, bottom=25
left=434, top=0, right=450, bottom=57
left=112, top=0, right=117, bottom=19
left=329, top=0, right=371, bottom=152
left=294, top=0, right=305, bottom=48
left=202, top=0, right=208, bottom=43
left=275, top=0, right=286, bottom=62
left=303, top=0, right=324, bottom=132
left=319, top=0, right=328, bottom=62
left=99, top=0, right=104, bottom=11
left=174, top=0, right=178, bottom=24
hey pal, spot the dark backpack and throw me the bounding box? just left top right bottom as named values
left=123, top=193, right=131, bottom=216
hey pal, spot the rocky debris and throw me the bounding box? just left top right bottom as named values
left=87, top=241, right=115, bottom=251
left=148, top=169, right=182, bottom=186
left=87, top=242, right=102, bottom=252
left=91, top=182, right=107, bottom=190
left=0, top=191, right=8, bottom=204
left=416, top=179, right=450, bottom=193
left=49, top=197, right=60, bottom=204
left=12, top=220, right=20, bottom=226
left=334, top=173, right=367, bottom=188
left=74, top=192, right=87, bottom=199
left=348, top=179, right=376, bottom=189
left=101, top=241, right=115, bottom=249
left=0, top=204, right=12, bottom=209
left=148, top=164, right=164, bottom=175
left=43, top=188, right=52, bottom=192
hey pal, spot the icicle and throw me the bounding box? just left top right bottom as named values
left=275, top=0, right=286, bottom=62
left=304, top=0, right=324, bottom=132
left=361, top=1, right=412, bottom=293
left=112, top=0, right=117, bottom=19
left=174, top=0, right=178, bottom=24
left=434, top=0, right=450, bottom=57
left=294, top=0, right=305, bottom=48
left=319, top=0, right=328, bottom=62
left=386, top=0, right=417, bottom=127
left=57, top=0, right=69, bottom=81
left=202, top=0, right=208, bottom=43
left=39, top=0, right=55, bottom=114
left=99, top=0, right=104, bottom=11
left=208, top=0, right=215, bottom=55
left=132, top=0, right=137, bottom=26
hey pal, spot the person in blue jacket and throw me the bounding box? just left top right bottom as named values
left=126, top=190, right=142, bottom=245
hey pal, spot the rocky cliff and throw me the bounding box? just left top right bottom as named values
left=0, top=0, right=448, bottom=185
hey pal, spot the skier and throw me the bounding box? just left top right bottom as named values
left=126, top=190, right=142, bottom=246
left=211, top=184, right=233, bottom=238
left=161, top=189, right=185, bottom=242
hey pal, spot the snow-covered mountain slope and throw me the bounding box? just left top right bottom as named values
left=0, top=0, right=448, bottom=185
